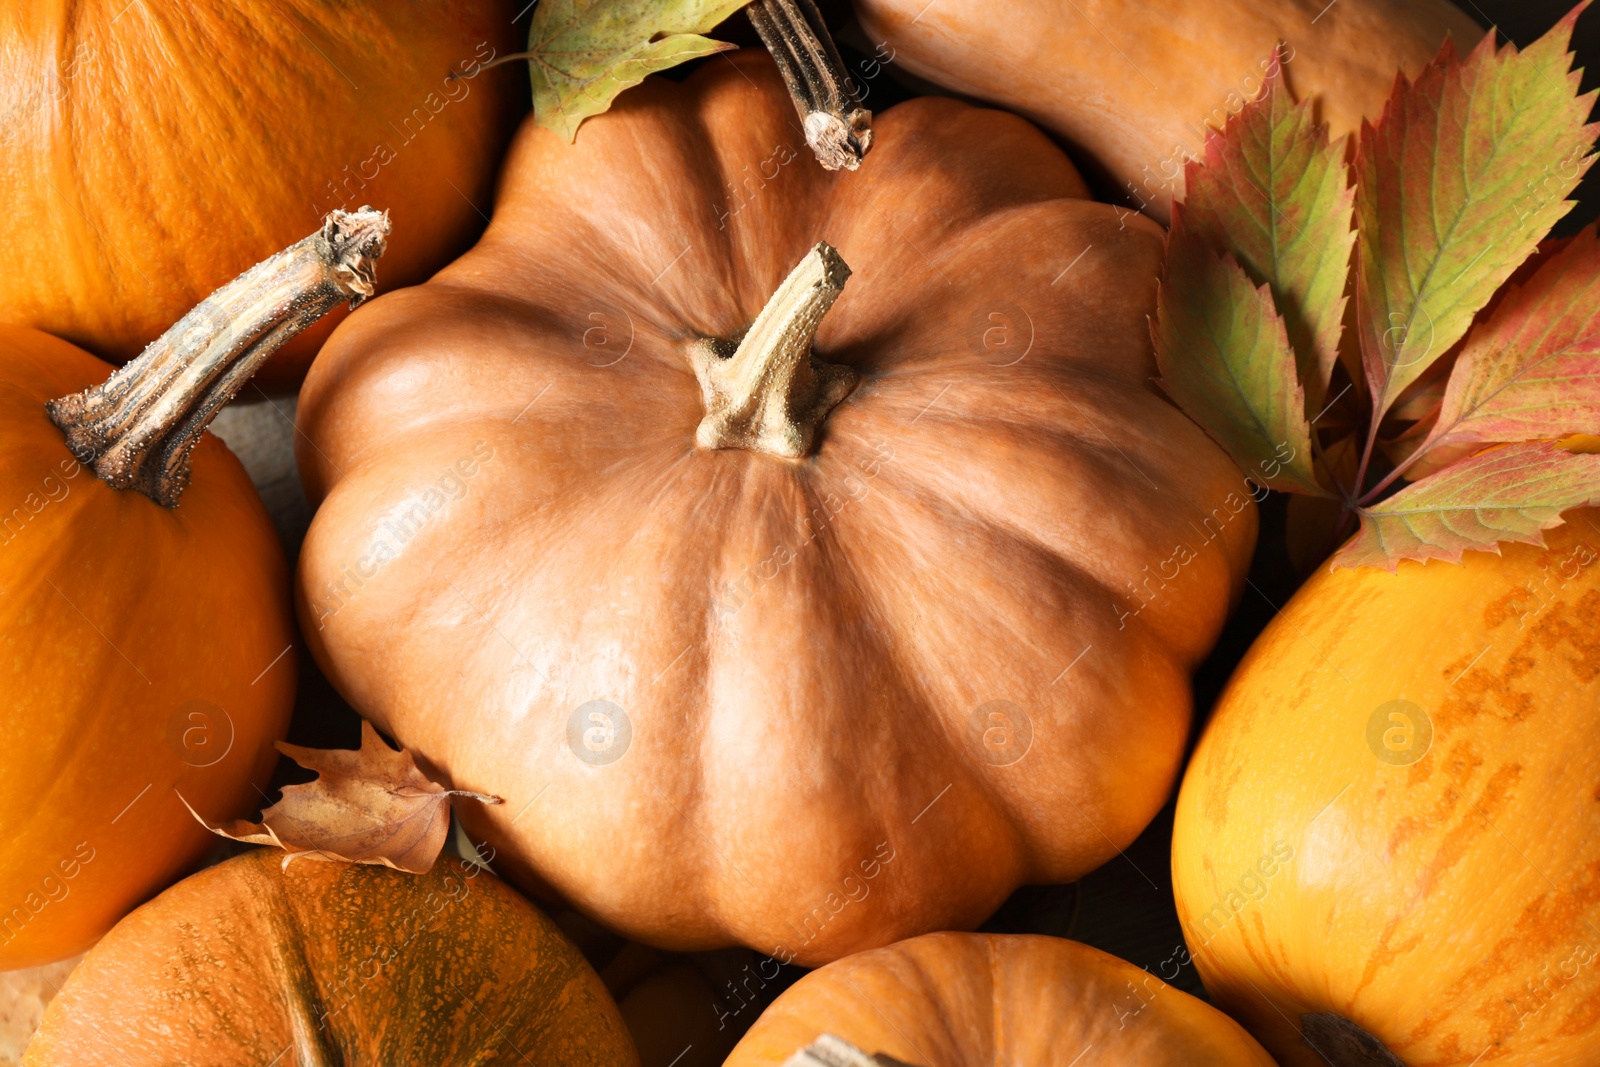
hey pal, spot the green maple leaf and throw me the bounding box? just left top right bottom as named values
left=525, top=0, right=749, bottom=141
left=1334, top=441, right=1600, bottom=569
left=1355, top=10, right=1599, bottom=421
left=1180, top=56, right=1354, bottom=415
left=1154, top=213, right=1324, bottom=496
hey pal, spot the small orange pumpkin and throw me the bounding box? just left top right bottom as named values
left=0, top=210, right=386, bottom=968
left=23, top=849, right=639, bottom=1066
left=598, top=943, right=789, bottom=1067
left=725, top=932, right=1276, bottom=1065
left=0, top=1, right=522, bottom=388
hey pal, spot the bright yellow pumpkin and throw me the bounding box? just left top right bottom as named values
left=1173, top=512, right=1600, bottom=1066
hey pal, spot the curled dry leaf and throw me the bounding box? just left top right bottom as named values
left=183, top=721, right=500, bottom=873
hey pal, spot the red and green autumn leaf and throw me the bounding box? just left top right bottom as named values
left=1155, top=214, right=1322, bottom=496
left=1177, top=54, right=1355, bottom=414
left=1158, top=5, right=1600, bottom=571
left=1424, top=226, right=1600, bottom=450
left=1334, top=441, right=1600, bottom=567
left=1355, top=14, right=1598, bottom=420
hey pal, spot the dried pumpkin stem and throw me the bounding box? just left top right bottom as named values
left=781, top=1035, right=916, bottom=1067
left=1299, top=1013, right=1406, bottom=1067
left=689, top=242, right=857, bottom=458
left=48, top=208, right=390, bottom=507
left=747, top=0, right=873, bottom=171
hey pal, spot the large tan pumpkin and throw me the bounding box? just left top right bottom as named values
left=853, top=0, right=1480, bottom=221
left=1173, top=513, right=1600, bottom=1066
left=294, top=52, right=1256, bottom=966
left=24, top=850, right=639, bottom=1066
left=725, top=932, right=1276, bottom=1065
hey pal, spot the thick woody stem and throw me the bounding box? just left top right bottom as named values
left=48, top=208, right=390, bottom=507
left=746, top=0, right=873, bottom=170
left=689, top=242, right=857, bottom=458
left=781, top=1035, right=915, bottom=1067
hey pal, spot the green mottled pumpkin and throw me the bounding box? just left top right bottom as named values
left=23, top=850, right=639, bottom=1066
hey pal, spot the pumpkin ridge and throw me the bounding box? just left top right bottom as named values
left=679, top=52, right=807, bottom=323
left=835, top=431, right=1169, bottom=650
left=986, top=933, right=1005, bottom=1061
left=852, top=941, right=949, bottom=1062
left=246, top=854, right=347, bottom=1065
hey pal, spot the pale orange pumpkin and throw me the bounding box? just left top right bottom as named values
left=0, top=209, right=387, bottom=968
left=852, top=0, right=1480, bottom=221
left=0, top=0, right=522, bottom=389
left=295, top=53, right=1256, bottom=966
left=1173, top=512, right=1600, bottom=1066
left=23, top=849, right=639, bottom=1066
left=725, top=932, right=1276, bottom=1065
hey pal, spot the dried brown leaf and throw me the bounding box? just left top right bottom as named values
left=183, top=721, right=499, bottom=873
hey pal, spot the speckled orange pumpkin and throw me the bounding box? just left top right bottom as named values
left=24, top=850, right=639, bottom=1066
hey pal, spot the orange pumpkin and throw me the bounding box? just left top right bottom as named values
left=725, top=932, right=1276, bottom=1065
left=23, top=849, right=639, bottom=1066
left=599, top=943, right=789, bottom=1067
left=852, top=0, right=1479, bottom=221
left=1172, top=512, right=1600, bottom=1065
left=295, top=52, right=1256, bottom=966
left=0, top=0, right=522, bottom=389
left=0, top=209, right=387, bottom=968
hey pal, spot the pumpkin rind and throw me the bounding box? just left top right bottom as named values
left=1173, top=511, right=1600, bottom=1066
left=22, top=849, right=639, bottom=1066
left=0, top=325, right=294, bottom=968
left=853, top=0, right=1480, bottom=222
left=0, top=0, right=523, bottom=388
left=296, top=53, right=1256, bottom=966
left=725, top=932, right=1277, bottom=1065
